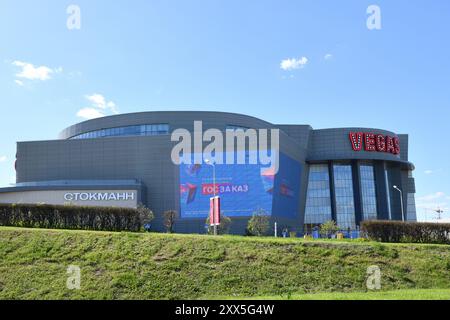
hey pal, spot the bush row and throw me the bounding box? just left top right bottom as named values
left=0, top=203, right=152, bottom=232
left=361, top=220, right=450, bottom=244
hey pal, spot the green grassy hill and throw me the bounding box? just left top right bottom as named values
left=0, top=227, right=449, bottom=300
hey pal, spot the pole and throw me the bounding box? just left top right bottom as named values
left=393, top=186, right=405, bottom=222
left=399, top=189, right=405, bottom=222
left=212, top=164, right=217, bottom=236
left=435, top=208, right=443, bottom=220
left=274, top=222, right=277, bottom=237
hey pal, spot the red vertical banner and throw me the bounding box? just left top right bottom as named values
left=214, top=196, right=221, bottom=226
left=209, top=196, right=221, bottom=226
left=209, top=197, right=215, bottom=226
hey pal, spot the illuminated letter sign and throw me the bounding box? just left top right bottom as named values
left=349, top=132, right=363, bottom=151
left=364, top=133, right=376, bottom=152
left=393, top=137, right=400, bottom=155
left=350, top=132, right=400, bottom=155
left=385, top=136, right=395, bottom=154
left=375, top=134, right=386, bottom=152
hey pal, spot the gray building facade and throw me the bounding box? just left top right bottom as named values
left=0, top=111, right=416, bottom=234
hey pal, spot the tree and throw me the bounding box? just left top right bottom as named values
left=247, top=208, right=270, bottom=236
left=205, top=214, right=232, bottom=235
left=136, top=204, right=154, bottom=231
left=163, top=210, right=177, bottom=233
left=320, top=220, right=339, bottom=238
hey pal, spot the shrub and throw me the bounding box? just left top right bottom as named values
left=361, top=220, right=450, bottom=245
left=163, top=210, right=177, bottom=233
left=0, top=203, right=151, bottom=232
left=320, top=220, right=339, bottom=238
left=136, top=204, right=155, bottom=230
left=247, top=209, right=270, bottom=236
left=205, top=214, right=232, bottom=235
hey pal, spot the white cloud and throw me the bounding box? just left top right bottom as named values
left=14, top=79, right=24, bottom=86
left=0, top=156, right=6, bottom=162
left=76, top=108, right=105, bottom=120
left=417, top=202, right=448, bottom=210
left=417, top=192, right=445, bottom=202
left=85, top=94, right=119, bottom=114
left=280, top=57, right=308, bottom=71
left=12, top=61, right=61, bottom=81
left=77, top=94, right=119, bottom=120
left=107, top=101, right=117, bottom=111
left=324, top=54, right=333, bottom=60
left=86, top=94, right=107, bottom=109
left=424, top=169, right=443, bottom=175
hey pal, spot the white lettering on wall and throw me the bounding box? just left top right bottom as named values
left=63, top=192, right=136, bottom=202
left=64, top=193, right=74, bottom=201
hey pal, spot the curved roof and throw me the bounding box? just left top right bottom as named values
left=57, top=111, right=414, bottom=170
left=59, top=111, right=275, bottom=139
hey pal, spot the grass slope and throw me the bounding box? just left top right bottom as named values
left=0, top=227, right=449, bottom=300
left=221, top=289, right=450, bottom=300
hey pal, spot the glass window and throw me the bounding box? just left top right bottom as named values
left=305, top=164, right=332, bottom=225
left=360, top=164, right=377, bottom=221
left=69, top=124, right=170, bottom=139
left=333, top=164, right=356, bottom=230
left=226, top=125, right=250, bottom=131
left=157, top=124, right=169, bottom=134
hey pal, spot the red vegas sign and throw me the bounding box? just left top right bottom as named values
left=349, top=132, right=400, bottom=155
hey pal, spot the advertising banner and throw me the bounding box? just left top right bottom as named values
left=179, top=152, right=301, bottom=219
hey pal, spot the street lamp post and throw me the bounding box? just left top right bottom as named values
left=435, top=208, right=444, bottom=220
left=393, top=185, right=405, bottom=222
left=205, top=159, right=217, bottom=235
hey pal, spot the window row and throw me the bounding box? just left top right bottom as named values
left=226, top=125, right=250, bottom=131
left=70, top=124, right=170, bottom=140
left=305, top=163, right=382, bottom=229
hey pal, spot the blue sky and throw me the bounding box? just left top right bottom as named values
left=0, top=0, right=449, bottom=221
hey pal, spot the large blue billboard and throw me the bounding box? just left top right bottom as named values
left=179, top=152, right=301, bottom=219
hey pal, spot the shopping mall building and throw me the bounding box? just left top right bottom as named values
left=0, top=111, right=417, bottom=234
